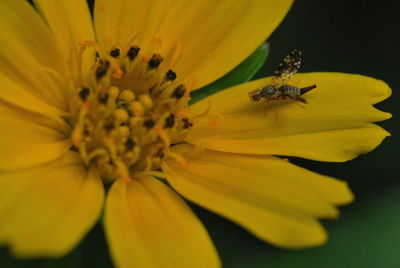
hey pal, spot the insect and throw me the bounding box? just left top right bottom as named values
left=248, top=49, right=316, bottom=104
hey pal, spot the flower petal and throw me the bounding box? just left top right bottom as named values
left=0, top=101, right=71, bottom=171
left=33, top=0, right=96, bottom=78
left=94, top=0, right=293, bottom=89
left=0, top=72, right=67, bottom=118
left=163, top=144, right=353, bottom=248
left=0, top=0, right=69, bottom=112
left=105, top=176, right=220, bottom=268
left=187, top=72, right=391, bottom=162
left=0, top=152, right=104, bottom=257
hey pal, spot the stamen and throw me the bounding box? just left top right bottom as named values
left=182, top=117, right=193, bottom=129
left=72, top=47, right=194, bottom=182
left=98, top=93, right=109, bottom=104
left=79, top=87, right=90, bottom=101
left=165, top=69, right=177, bottom=81
left=171, top=84, right=186, bottom=99
left=110, top=48, right=120, bottom=58
left=164, top=114, right=175, bottom=128
left=143, top=119, right=155, bottom=129
left=127, top=46, right=140, bottom=61
left=104, top=120, right=115, bottom=132
left=96, top=60, right=110, bottom=80
left=165, top=151, right=189, bottom=169
left=148, top=54, right=164, bottom=69
left=125, top=138, right=136, bottom=150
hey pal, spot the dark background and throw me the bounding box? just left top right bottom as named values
left=2, top=0, right=399, bottom=267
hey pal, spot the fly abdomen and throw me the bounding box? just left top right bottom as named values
left=279, top=84, right=301, bottom=96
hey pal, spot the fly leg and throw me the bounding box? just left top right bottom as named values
left=295, top=96, right=307, bottom=104
left=272, top=97, right=280, bottom=121
left=263, top=100, right=268, bottom=118
left=287, top=95, right=306, bottom=108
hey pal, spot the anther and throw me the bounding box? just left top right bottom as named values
left=127, top=46, right=140, bottom=61
left=148, top=54, right=164, bottom=69
left=164, top=114, right=175, bottom=128
left=171, top=85, right=186, bottom=99
left=155, top=148, right=164, bottom=159
left=104, top=120, right=115, bottom=132
left=98, top=93, right=109, bottom=104
left=165, top=69, right=177, bottom=81
left=110, top=48, right=120, bottom=58
left=125, top=138, right=136, bottom=150
left=96, top=60, right=110, bottom=80
left=79, top=87, right=90, bottom=101
left=83, top=124, right=90, bottom=136
left=182, top=117, right=193, bottom=129
left=143, top=119, right=155, bottom=129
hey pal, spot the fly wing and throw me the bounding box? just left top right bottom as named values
left=270, top=49, right=302, bottom=88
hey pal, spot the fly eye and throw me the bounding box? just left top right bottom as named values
left=252, top=94, right=261, bottom=101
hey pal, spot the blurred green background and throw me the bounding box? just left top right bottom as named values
left=1, top=0, right=399, bottom=267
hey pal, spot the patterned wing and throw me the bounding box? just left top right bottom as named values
left=270, top=49, right=302, bottom=87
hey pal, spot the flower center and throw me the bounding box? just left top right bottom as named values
left=71, top=45, right=193, bottom=182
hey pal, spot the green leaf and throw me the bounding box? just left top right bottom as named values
left=189, top=43, right=269, bottom=105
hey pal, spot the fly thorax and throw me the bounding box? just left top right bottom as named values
left=261, top=85, right=276, bottom=96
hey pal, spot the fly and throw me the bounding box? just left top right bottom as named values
left=248, top=49, right=316, bottom=104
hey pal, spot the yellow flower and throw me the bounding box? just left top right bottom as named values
left=0, top=0, right=391, bottom=267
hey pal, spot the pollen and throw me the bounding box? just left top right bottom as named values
left=71, top=44, right=193, bottom=181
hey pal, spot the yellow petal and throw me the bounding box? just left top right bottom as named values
left=94, top=0, right=293, bottom=89
left=163, top=144, right=353, bottom=248
left=105, top=176, right=220, bottom=268
left=33, top=0, right=96, bottom=79
left=0, top=103, right=71, bottom=170
left=94, top=0, right=169, bottom=53
left=187, top=72, right=391, bottom=162
left=0, top=0, right=69, bottom=112
left=0, top=152, right=104, bottom=257
left=0, top=72, right=67, bottom=118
